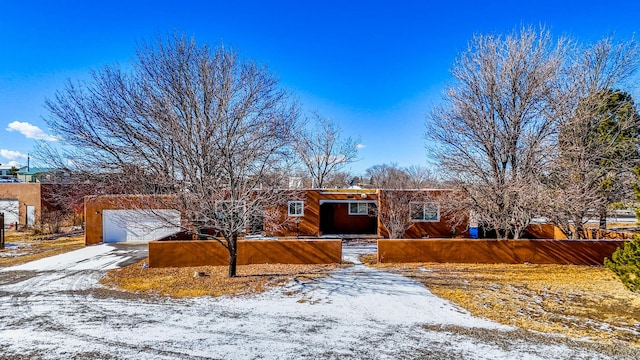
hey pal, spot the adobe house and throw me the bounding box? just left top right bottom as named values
left=90, top=189, right=627, bottom=267
left=84, top=189, right=466, bottom=244
left=267, top=189, right=466, bottom=239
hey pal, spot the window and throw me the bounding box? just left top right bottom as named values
left=288, top=201, right=304, bottom=216
left=248, top=203, right=265, bottom=235
left=410, top=202, right=439, bottom=222
left=349, top=202, right=369, bottom=215
left=214, top=201, right=246, bottom=221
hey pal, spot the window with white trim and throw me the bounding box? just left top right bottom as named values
left=348, top=202, right=368, bottom=215
left=288, top=201, right=304, bottom=216
left=410, top=202, right=439, bottom=222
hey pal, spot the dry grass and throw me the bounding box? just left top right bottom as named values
left=101, top=259, right=349, bottom=298
left=0, top=231, right=85, bottom=267
left=366, top=257, right=640, bottom=345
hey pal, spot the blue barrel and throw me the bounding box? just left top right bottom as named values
left=469, top=227, right=479, bottom=239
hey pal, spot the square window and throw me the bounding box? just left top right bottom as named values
left=288, top=201, right=304, bottom=216
left=410, top=202, right=439, bottom=222
left=348, top=202, right=368, bottom=215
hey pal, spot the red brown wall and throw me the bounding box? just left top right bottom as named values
left=523, top=224, right=635, bottom=240
left=376, top=189, right=467, bottom=239
left=522, top=223, right=559, bottom=239
left=378, top=239, right=626, bottom=265
left=271, top=189, right=462, bottom=238
left=270, top=190, right=379, bottom=237
left=148, top=239, right=342, bottom=267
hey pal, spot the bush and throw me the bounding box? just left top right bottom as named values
left=604, top=235, right=640, bottom=292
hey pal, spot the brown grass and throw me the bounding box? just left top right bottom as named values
left=366, top=257, right=640, bottom=345
left=0, top=231, right=85, bottom=267
left=101, top=259, right=349, bottom=298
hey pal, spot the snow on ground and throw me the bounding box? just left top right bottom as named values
left=0, top=244, right=636, bottom=359
left=0, top=242, right=32, bottom=257
left=1, top=243, right=145, bottom=271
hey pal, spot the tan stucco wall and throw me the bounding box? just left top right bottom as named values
left=0, top=183, right=41, bottom=226
left=377, top=239, right=626, bottom=265
left=148, top=239, right=343, bottom=267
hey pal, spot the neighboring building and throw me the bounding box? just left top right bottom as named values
left=0, top=165, right=27, bottom=181
left=16, top=168, right=55, bottom=183
left=0, top=183, right=43, bottom=228
left=0, top=183, right=83, bottom=229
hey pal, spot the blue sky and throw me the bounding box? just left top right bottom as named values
left=1, top=1, right=639, bottom=174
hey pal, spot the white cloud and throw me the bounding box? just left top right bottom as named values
left=0, top=149, right=28, bottom=160
left=6, top=121, right=58, bottom=141
left=6, top=161, right=21, bottom=167
left=355, top=143, right=366, bottom=150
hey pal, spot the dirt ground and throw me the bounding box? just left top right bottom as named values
left=0, top=230, right=85, bottom=267
left=362, top=254, right=640, bottom=346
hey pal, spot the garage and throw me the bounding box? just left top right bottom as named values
left=0, top=199, right=19, bottom=228
left=103, top=209, right=181, bottom=243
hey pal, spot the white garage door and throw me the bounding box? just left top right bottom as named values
left=0, top=199, right=19, bottom=228
left=103, top=209, right=181, bottom=243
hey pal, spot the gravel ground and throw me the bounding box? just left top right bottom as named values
left=0, top=244, right=638, bottom=359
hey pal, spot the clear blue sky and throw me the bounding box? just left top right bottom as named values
left=1, top=0, right=639, bottom=174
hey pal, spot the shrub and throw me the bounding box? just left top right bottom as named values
left=604, top=235, right=640, bottom=292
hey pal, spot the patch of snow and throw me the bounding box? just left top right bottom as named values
left=0, top=242, right=33, bottom=257
left=2, top=244, right=122, bottom=271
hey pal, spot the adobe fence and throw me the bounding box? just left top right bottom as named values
left=148, top=239, right=342, bottom=268
left=378, top=239, right=627, bottom=265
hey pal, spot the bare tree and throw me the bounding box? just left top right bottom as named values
left=541, top=36, right=640, bottom=238
left=427, top=26, right=568, bottom=239
left=428, top=27, right=640, bottom=239
left=366, top=163, right=438, bottom=189
left=378, top=190, right=439, bottom=238
left=365, top=163, right=439, bottom=238
left=403, top=165, right=439, bottom=188
left=41, top=34, right=299, bottom=277
left=295, top=114, right=359, bottom=188
left=366, top=163, right=411, bottom=189
left=547, top=90, right=640, bottom=238
left=323, top=170, right=358, bottom=189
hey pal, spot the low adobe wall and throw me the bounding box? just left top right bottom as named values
left=378, top=239, right=626, bottom=265
left=149, top=239, right=342, bottom=267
